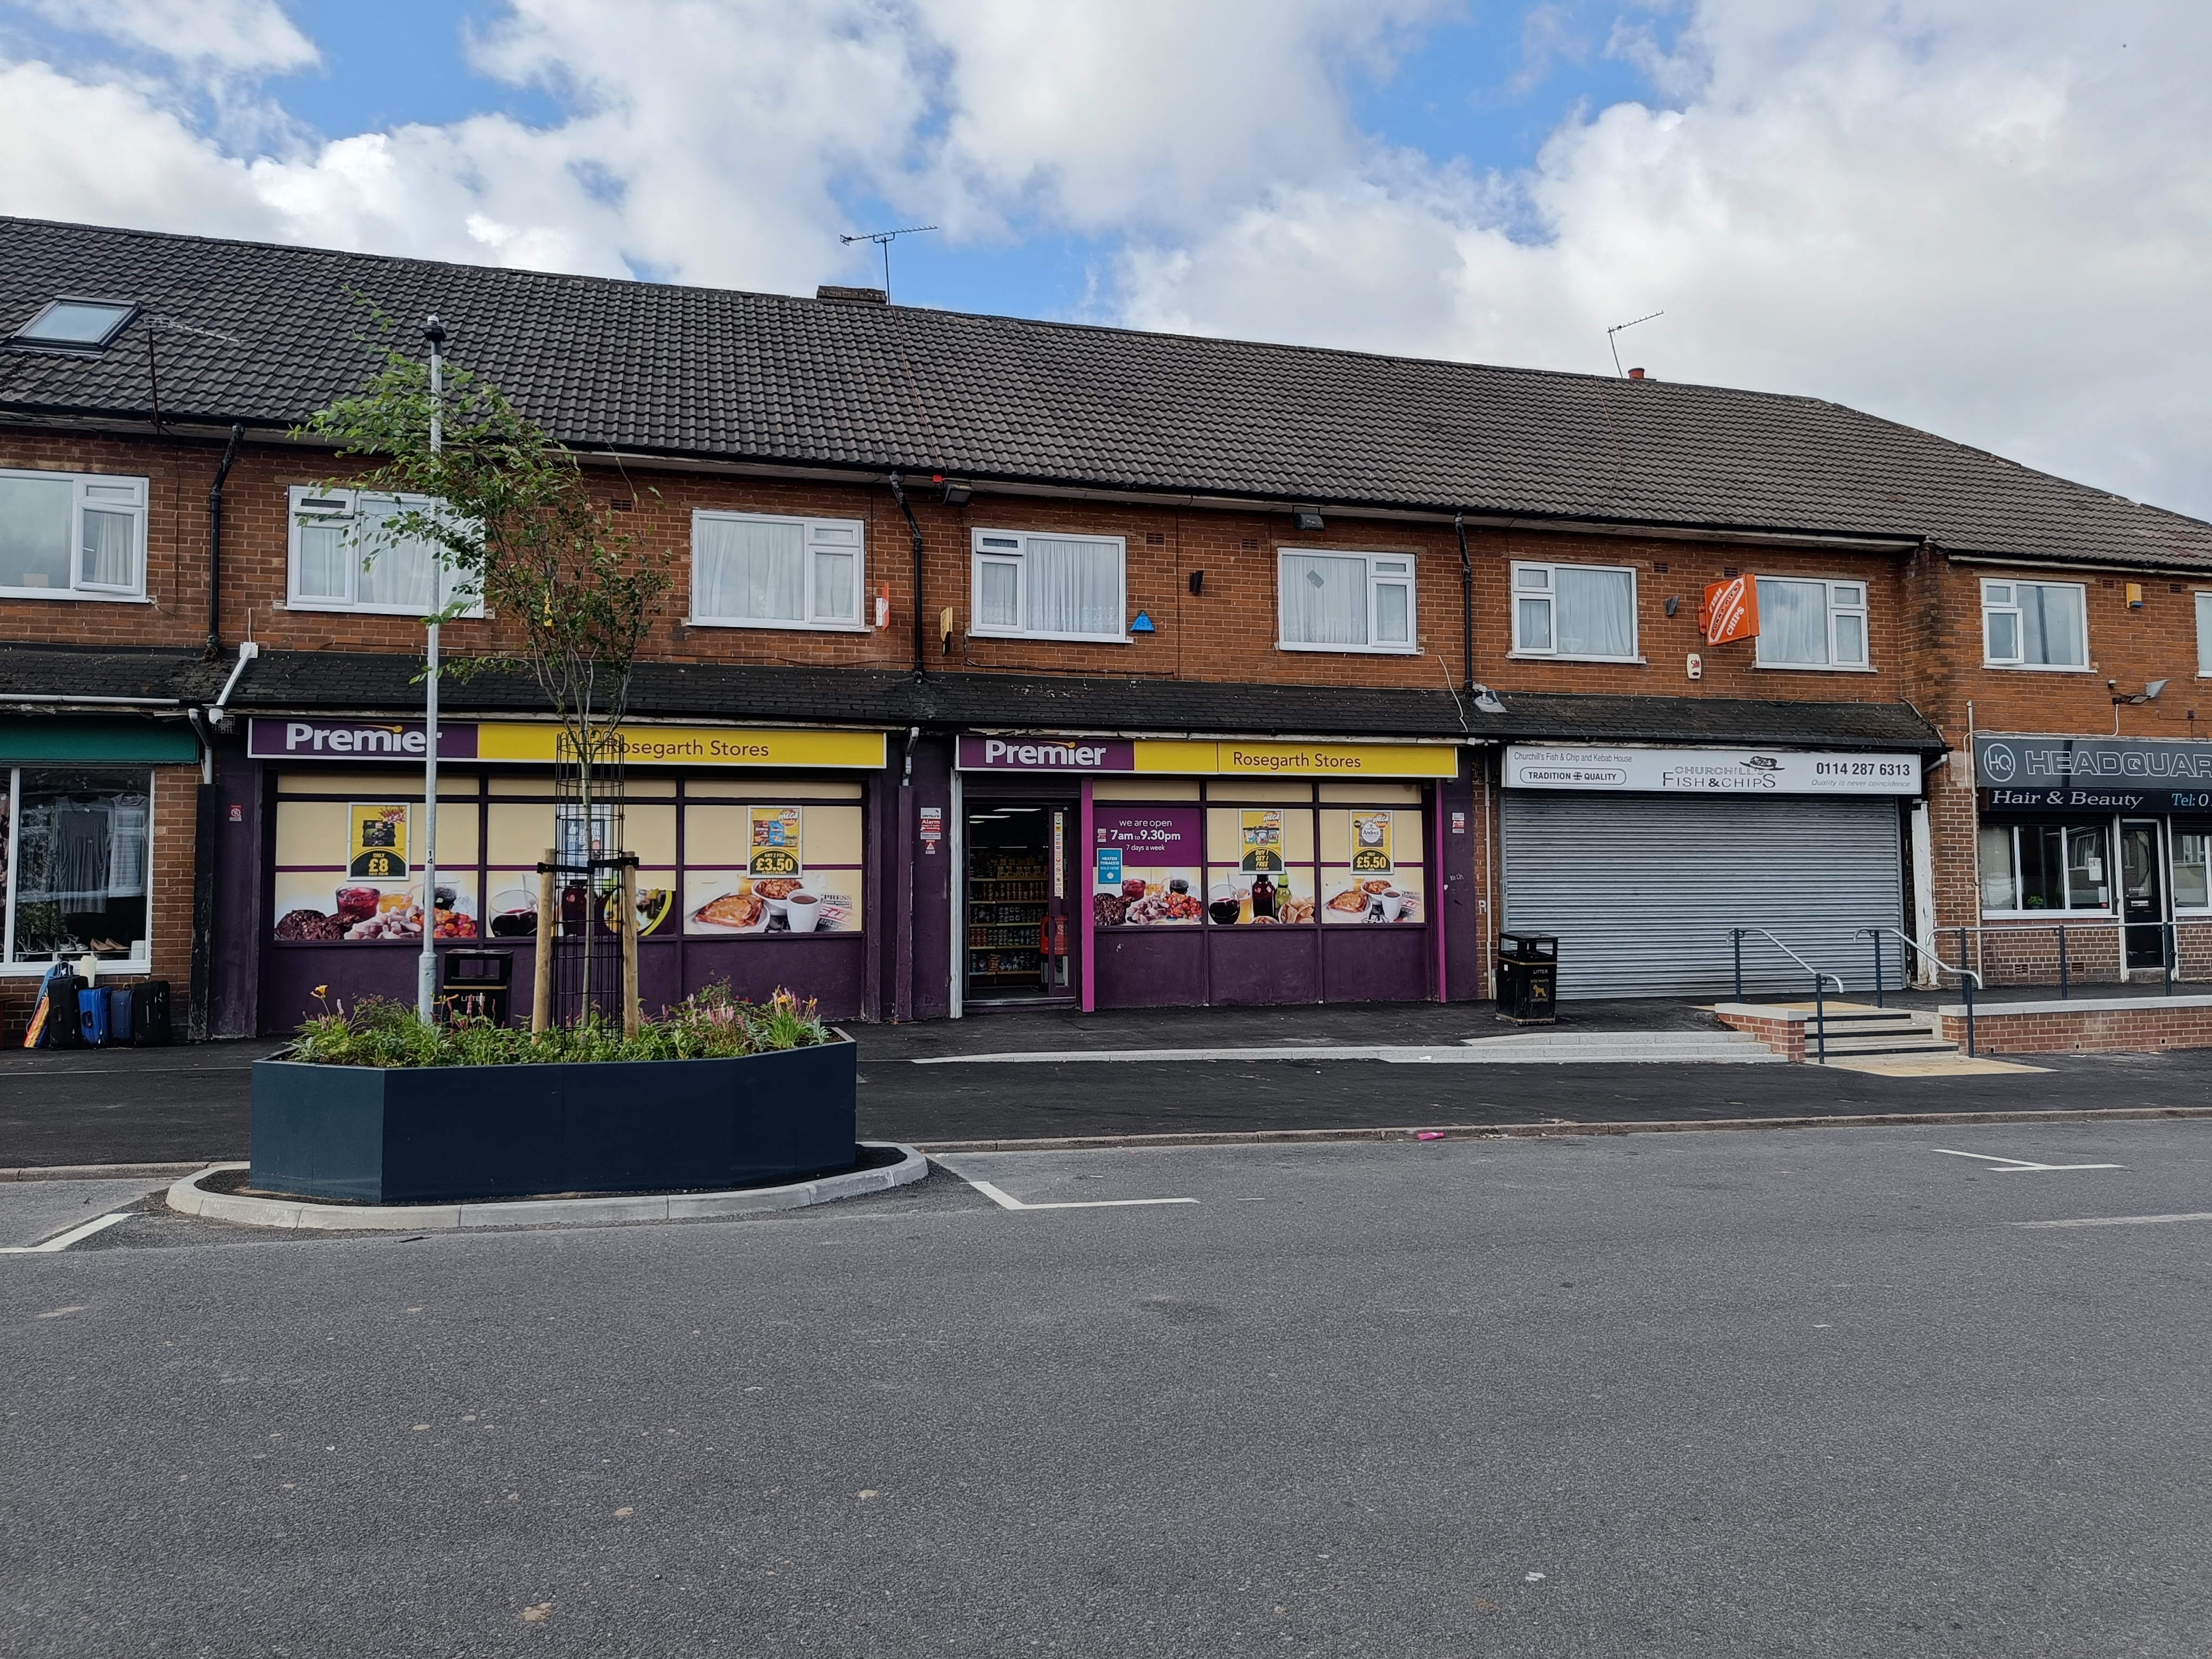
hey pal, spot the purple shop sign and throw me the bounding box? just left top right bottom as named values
left=957, top=734, right=1135, bottom=771
left=1095, top=805, right=1200, bottom=859
left=248, top=717, right=481, bottom=762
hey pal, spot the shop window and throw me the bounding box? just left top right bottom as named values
left=1755, top=577, right=1869, bottom=669
left=1204, top=805, right=1316, bottom=923
left=1277, top=550, right=1416, bottom=653
left=1510, top=561, right=1637, bottom=660
left=1981, top=578, right=2086, bottom=668
left=1978, top=821, right=2110, bottom=913
left=2196, top=592, right=2212, bottom=677
left=690, top=510, right=865, bottom=631
left=1318, top=808, right=1426, bottom=923
left=3, top=768, right=151, bottom=967
left=970, top=529, right=1126, bottom=643
left=2175, top=832, right=2211, bottom=911
left=287, top=487, right=480, bottom=617
left=0, top=467, right=147, bottom=601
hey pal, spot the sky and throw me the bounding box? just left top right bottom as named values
left=2, top=1, right=2207, bottom=518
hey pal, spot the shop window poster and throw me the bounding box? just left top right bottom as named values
left=687, top=804, right=857, bottom=935
left=271, top=801, right=480, bottom=943
left=1091, top=806, right=1202, bottom=926
left=1322, top=809, right=1422, bottom=925
left=1239, top=808, right=1285, bottom=872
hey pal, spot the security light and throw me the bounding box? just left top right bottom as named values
left=1293, top=508, right=1324, bottom=532
left=941, top=479, right=973, bottom=506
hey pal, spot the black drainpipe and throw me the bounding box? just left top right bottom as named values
left=1455, top=510, right=1474, bottom=691
left=887, top=471, right=925, bottom=677
left=205, top=422, right=244, bottom=659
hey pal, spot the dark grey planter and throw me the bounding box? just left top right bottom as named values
left=249, top=1036, right=857, bottom=1204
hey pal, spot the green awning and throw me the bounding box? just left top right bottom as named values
left=0, top=716, right=201, bottom=765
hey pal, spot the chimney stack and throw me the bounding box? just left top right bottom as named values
left=1628, top=367, right=1647, bottom=380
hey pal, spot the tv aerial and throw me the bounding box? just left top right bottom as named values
left=839, top=225, right=938, bottom=302
left=1607, top=310, right=1664, bottom=377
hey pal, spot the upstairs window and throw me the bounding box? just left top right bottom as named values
left=971, top=529, right=1126, bottom=643
left=691, top=510, right=865, bottom=631
left=1278, top=549, right=1416, bottom=653
left=8, top=297, right=138, bottom=353
left=287, top=487, right=479, bottom=617
left=0, top=468, right=147, bottom=601
left=1755, top=577, right=1870, bottom=669
left=1511, top=561, right=1637, bottom=660
left=2196, top=591, right=2212, bottom=678
left=1981, top=578, right=2086, bottom=668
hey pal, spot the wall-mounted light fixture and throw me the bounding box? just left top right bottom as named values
left=941, top=478, right=973, bottom=506
left=1188, top=570, right=1204, bottom=595
left=1293, top=507, right=1324, bottom=532
left=1664, top=595, right=1680, bottom=617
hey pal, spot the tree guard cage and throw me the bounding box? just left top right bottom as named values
left=530, top=728, right=641, bottom=1034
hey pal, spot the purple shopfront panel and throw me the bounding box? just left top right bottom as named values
left=680, top=937, right=867, bottom=1021
left=247, top=717, right=479, bottom=763
left=1320, top=927, right=1430, bottom=1004
left=1092, top=804, right=1202, bottom=863
left=1205, top=929, right=1322, bottom=1006
left=1094, top=929, right=1207, bottom=1009
left=264, top=942, right=420, bottom=1034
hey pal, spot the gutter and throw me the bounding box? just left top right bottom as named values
left=1454, top=511, right=1473, bottom=692
left=0, top=693, right=183, bottom=706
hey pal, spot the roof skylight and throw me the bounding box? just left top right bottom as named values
left=9, top=297, right=140, bottom=352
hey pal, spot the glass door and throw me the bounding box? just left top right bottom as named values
left=963, top=799, right=1077, bottom=1004
left=2120, top=819, right=2167, bottom=970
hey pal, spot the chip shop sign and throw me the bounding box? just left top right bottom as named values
left=957, top=734, right=1458, bottom=778
left=1505, top=745, right=1921, bottom=794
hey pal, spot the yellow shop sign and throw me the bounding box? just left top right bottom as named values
left=475, top=724, right=887, bottom=768
left=1129, top=740, right=1458, bottom=778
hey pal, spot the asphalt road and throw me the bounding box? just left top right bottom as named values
left=5, top=1118, right=2210, bottom=1655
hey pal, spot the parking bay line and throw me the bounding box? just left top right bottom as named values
left=2015, top=1211, right=2212, bottom=1230
left=933, top=1164, right=1198, bottom=1213
left=1933, top=1149, right=2123, bottom=1173
left=0, top=1211, right=134, bottom=1255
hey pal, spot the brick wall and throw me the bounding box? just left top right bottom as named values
left=1712, top=1003, right=1809, bottom=1062
left=1939, top=995, right=2212, bottom=1054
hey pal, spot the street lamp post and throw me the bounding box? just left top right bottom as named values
left=416, top=315, right=447, bottom=1022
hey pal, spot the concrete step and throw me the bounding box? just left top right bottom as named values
left=1811, top=1035, right=1960, bottom=1057
left=1409, top=1032, right=1785, bottom=1065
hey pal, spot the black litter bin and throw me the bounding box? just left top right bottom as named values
left=1497, top=932, right=1558, bottom=1023
left=440, top=949, right=515, bottom=1026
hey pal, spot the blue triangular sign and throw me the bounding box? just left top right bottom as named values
left=1130, top=610, right=1156, bottom=633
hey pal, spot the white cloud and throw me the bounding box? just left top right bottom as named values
left=2, top=0, right=2209, bottom=520
left=23, top=0, right=316, bottom=69
left=1124, top=1, right=2212, bottom=517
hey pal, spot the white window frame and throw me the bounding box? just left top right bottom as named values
left=687, top=509, right=868, bottom=633
left=1508, top=559, right=1641, bottom=662
left=968, top=528, right=1128, bottom=645
left=1976, top=820, right=2115, bottom=918
left=2195, top=590, right=2212, bottom=679
left=1980, top=577, right=2088, bottom=671
left=1, top=765, right=155, bottom=974
left=2173, top=827, right=2212, bottom=914
left=0, top=467, right=148, bottom=602
left=1752, top=576, right=1873, bottom=671
left=1276, top=548, right=1419, bottom=655
left=285, top=486, right=482, bottom=618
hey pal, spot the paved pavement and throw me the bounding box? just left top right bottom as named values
left=5, top=1118, right=2210, bottom=1654
left=6, top=998, right=2212, bottom=1167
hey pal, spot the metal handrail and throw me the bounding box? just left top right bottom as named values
left=1862, top=927, right=1981, bottom=1057
left=1730, top=927, right=1847, bottom=1064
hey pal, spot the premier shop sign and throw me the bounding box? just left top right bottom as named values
left=1505, top=746, right=1921, bottom=794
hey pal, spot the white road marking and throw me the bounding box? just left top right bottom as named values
left=2014, top=1211, right=2212, bottom=1230
left=1932, top=1149, right=2122, bottom=1172
left=0, top=1211, right=134, bottom=1255
left=961, top=1176, right=1197, bottom=1212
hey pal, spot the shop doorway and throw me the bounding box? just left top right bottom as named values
left=2120, top=819, right=2168, bottom=972
left=963, top=800, right=1078, bottom=1006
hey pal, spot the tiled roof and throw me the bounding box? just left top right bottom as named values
left=4, top=215, right=2202, bottom=567
left=13, top=646, right=1919, bottom=750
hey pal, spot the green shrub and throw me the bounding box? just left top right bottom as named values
left=289, top=983, right=831, bottom=1068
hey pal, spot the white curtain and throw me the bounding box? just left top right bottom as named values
left=811, top=550, right=856, bottom=621
left=1026, top=537, right=1120, bottom=636
left=2022, top=584, right=2084, bottom=665
left=0, top=476, right=71, bottom=589
left=1280, top=554, right=1367, bottom=645
left=697, top=518, right=803, bottom=622
left=78, top=508, right=136, bottom=589
left=2200, top=594, right=2212, bottom=677
left=295, top=520, right=350, bottom=602
left=1758, top=578, right=1827, bottom=664
left=1555, top=566, right=1635, bottom=657
left=107, top=797, right=147, bottom=896
left=355, top=502, right=437, bottom=611
left=977, top=558, right=1020, bottom=628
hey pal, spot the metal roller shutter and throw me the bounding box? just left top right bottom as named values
left=1501, top=792, right=1904, bottom=997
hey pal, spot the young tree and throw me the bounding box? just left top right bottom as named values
left=300, top=313, right=670, bottom=1024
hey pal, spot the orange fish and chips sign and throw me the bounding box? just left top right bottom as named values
left=1700, top=575, right=1759, bottom=645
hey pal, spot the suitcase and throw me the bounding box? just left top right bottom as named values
left=77, top=985, right=110, bottom=1047
left=127, top=981, right=172, bottom=1046
left=106, top=986, right=136, bottom=1045
left=36, top=972, right=86, bottom=1049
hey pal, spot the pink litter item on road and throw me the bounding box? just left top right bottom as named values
left=1415, top=1131, right=1445, bottom=1141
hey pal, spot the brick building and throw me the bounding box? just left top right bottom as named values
left=4, top=215, right=2209, bottom=1038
